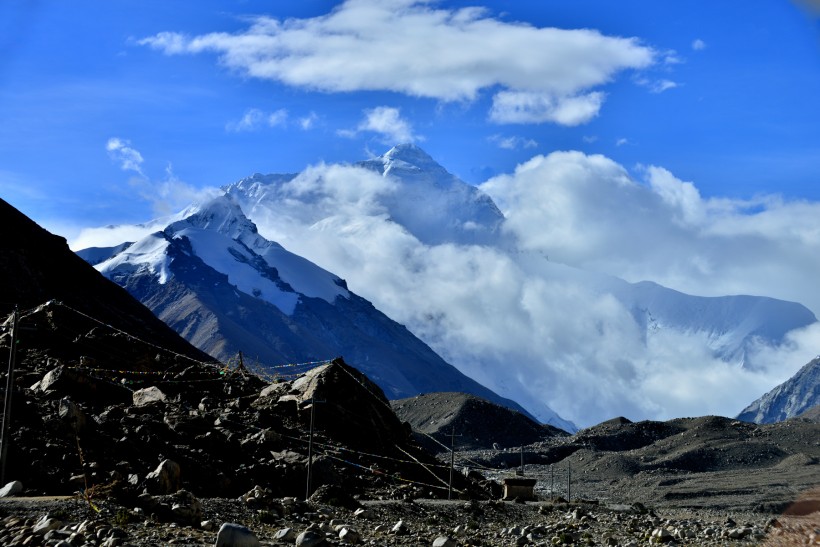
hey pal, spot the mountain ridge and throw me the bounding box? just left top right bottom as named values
left=80, top=194, right=551, bottom=426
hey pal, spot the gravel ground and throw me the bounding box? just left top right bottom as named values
left=1, top=492, right=816, bottom=546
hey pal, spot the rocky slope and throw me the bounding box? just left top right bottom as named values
left=392, top=392, right=568, bottom=452
left=737, top=356, right=820, bottom=424
left=0, top=198, right=211, bottom=362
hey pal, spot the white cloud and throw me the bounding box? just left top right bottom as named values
left=71, top=219, right=172, bottom=251
left=343, top=106, right=419, bottom=143
left=692, top=38, right=706, bottom=51
left=268, top=109, right=289, bottom=127
left=106, top=137, right=145, bottom=176
left=489, top=90, right=605, bottom=125
left=615, top=137, right=629, bottom=147
left=488, top=134, right=538, bottom=150
left=136, top=163, right=220, bottom=217
left=479, top=150, right=820, bottom=318
left=139, top=0, right=655, bottom=125
left=89, top=148, right=820, bottom=427
left=225, top=154, right=819, bottom=427
left=226, top=108, right=289, bottom=132
left=298, top=111, right=319, bottom=130
left=650, top=79, right=678, bottom=93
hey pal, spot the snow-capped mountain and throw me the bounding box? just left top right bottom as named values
left=737, top=356, right=820, bottom=423
left=226, top=144, right=505, bottom=247
left=220, top=144, right=818, bottom=426
left=79, top=195, right=552, bottom=426
left=78, top=144, right=818, bottom=427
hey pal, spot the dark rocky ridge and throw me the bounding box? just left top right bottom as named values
left=0, top=198, right=212, bottom=363
left=392, top=392, right=568, bottom=452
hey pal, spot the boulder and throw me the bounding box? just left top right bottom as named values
left=145, top=459, right=181, bottom=494
left=295, top=530, right=327, bottom=546
left=215, top=523, right=260, bottom=547
left=338, top=527, right=361, bottom=544
left=58, top=397, right=87, bottom=433
left=0, top=480, right=23, bottom=497
left=170, top=490, right=203, bottom=524
left=133, top=386, right=167, bottom=407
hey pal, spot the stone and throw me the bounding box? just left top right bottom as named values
left=32, top=516, right=63, bottom=535
left=433, top=536, right=457, bottom=547
left=215, top=523, right=260, bottom=547
left=338, top=527, right=361, bottom=543
left=145, top=459, right=181, bottom=494
left=650, top=527, right=674, bottom=544
left=133, top=386, right=167, bottom=407
left=0, top=481, right=23, bottom=498
left=353, top=508, right=375, bottom=519
left=58, top=397, right=87, bottom=432
left=170, top=490, right=203, bottom=524
left=390, top=520, right=409, bottom=535
left=295, top=529, right=327, bottom=546
left=273, top=528, right=296, bottom=541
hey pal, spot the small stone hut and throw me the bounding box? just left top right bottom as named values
left=501, top=477, right=537, bottom=501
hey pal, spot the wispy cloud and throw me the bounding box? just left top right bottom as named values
left=692, top=38, right=706, bottom=51
left=488, top=134, right=538, bottom=150
left=226, top=108, right=289, bottom=132
left=101, top=138, right=218, bottom=225
left=106, top=137, right=145, bottom=176
left=650, top=79, right=678, bottom=93
left=298, top=111, right=319, bottom=130
left=139, top=0, right=655, bottom=126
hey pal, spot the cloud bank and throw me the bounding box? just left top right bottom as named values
left=82, top=142, right=820, bottom=427
left=139, top=0, right=655, bottom=125
left=224, top=150, right=820, bottom=427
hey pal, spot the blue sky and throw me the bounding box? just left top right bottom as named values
left=2, top=0, right=820, bottom=235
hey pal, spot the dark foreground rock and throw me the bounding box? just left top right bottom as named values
left=1, top=494, right=816, bottom=546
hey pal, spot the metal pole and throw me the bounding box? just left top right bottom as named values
left=305, top=398, right=316, bottom=500
left=448, top=427, right=455, bottom=500
left=567, top=460, right=571, bottom=502
left=1, top=308, right=19, bottom=485
left=519, top=446, right=524, bottom=476
left=550, top=464, right=554, bottom=498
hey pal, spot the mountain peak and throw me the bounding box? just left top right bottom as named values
left=176, top=195, right=257, bottom=240
left=383, top=143, right=434, bottom=163
left=377, top=144, right=448, bottom=176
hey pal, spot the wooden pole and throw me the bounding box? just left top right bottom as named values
left=1, top=308, right=19, bottom=485
left=305, top=398, right=316, bottom=500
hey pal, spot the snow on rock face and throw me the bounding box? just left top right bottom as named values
left=737, top=356, right=820, bottom=423
left=356, top=144, right=505, bottom=246
left=96, top=195, right=348, bottom=315
left=98, top=234, right=172, bottom=284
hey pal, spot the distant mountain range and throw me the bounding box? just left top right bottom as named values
left=77, top=145, right=818, bottom=428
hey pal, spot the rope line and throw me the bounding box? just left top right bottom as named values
left=319, top=450, right=462, bottom=495
left=50, top=301, right=217, bottom=367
